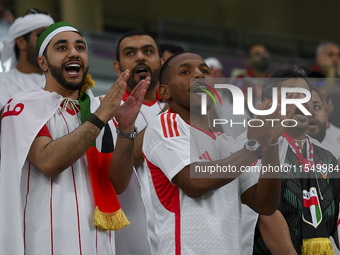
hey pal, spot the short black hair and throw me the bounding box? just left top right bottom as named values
left=159, top=51, right=195, bottom=85
left=311, top=87, right=324, bottom=104
left=14, top=32, right=31, bottom=60
left=159, top=43, right=184, bottom=57
left=115, top=30, right=159, bottom=62
left=262, top=68, right=312, bottom=101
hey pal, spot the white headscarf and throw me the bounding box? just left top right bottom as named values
left=1, top=13, right=54, bottom=71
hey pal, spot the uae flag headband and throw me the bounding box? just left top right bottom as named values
left=36, top=21, right=86, bottom=57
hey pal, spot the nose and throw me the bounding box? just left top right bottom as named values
left=68, top=46, right=80, bottom=58
left=193, top=68, right=204, bottom=78
left=135, top=50, right=145, bottom=61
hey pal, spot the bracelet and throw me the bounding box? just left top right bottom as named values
left=86, top=113, right=105, bottom=130
left=116, top=126, right=138, bottom=139
left=269, top=141, right=279, bottom=146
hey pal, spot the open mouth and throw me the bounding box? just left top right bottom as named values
left=65, top=63, right=81, bottom=75
left=308, top=118, right=317, bottom=129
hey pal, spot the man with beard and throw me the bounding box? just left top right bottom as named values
left=248, top=69, right=340, bottom=254
left=307, top=89, right=340, bottom=163
left=0, top=9, right=54, bottom=108
left=112, top=30, right=167, bottom=255
left=0, top=22, right=150, bottom=255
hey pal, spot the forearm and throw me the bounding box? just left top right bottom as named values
left=174, top=148, right=259, bottom=198
left=258, top=211, right=297, bottom=255
left=245, top=145, right=281, bottom=214
left=27, top=121, right=101, bottom=177
left=133, top=129, right=145, bottom=169
left=108, top=135, right=134, bottom=195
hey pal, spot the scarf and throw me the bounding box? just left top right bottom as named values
left=78, top=76, right=130, bottom=230
left=282, top=132, right=334, bottom=254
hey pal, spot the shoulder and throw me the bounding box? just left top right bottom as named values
left=146, top=110, right=188, bottom=139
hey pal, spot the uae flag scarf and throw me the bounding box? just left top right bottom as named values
left=282, top=132, right=333, bottom=254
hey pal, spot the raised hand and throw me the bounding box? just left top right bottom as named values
left=95, top=70, right=129, bottom=124
left=115, top=77, right=150, bottom=132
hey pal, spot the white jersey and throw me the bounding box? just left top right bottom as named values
left=115, top=91, right=166, bottom=255
left=143, top=110, right=258, bottom=255
left=0, top=68, right=45, bottom=108
left=22, top=106, right=115, bottom=255
left=322, top=123, right=340, bottom=160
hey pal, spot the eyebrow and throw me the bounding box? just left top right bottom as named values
left=54, top=39, right=68, bottom=47
left=53, top=39, right=86, bottom=47
left=177, top=62, right=208, bottom=70
left=123, top=44, right=155, bottom=52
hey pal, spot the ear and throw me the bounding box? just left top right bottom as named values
left=37, top=56, right=48, bottom=72
left=15, top=37, right=27, bottom=51
left=161, top=57, right=166, bottom=66
left=113, top=61, right=122, bottom=76
left=158, top=84, right=171, bottom=101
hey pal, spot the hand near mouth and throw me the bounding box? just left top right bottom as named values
left=115, top=77, right=150, bottom=133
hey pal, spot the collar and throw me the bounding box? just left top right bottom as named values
left=122, top=88, right=163, bottom=106
left=168, top=108, right=217, bottom=140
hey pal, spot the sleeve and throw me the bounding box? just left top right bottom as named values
left=143, top=114, right=198, bottom=182
left=36, top=124, right=52, bottom=139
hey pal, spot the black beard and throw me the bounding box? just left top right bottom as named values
left=308, top=120, right=327, bottom=143
left=47, top=58, right=88, bottom=91
left=121, top=62, right=160, bottom=92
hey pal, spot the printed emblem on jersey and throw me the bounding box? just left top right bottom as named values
left=302, top=187, right=322, bottom=228
left=199, top=150, right=212, bottom=161
left=2, top=98, right=24, bottom=119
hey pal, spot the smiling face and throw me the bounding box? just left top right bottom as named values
left=114, top=35, right=160, bottom=92
left=159, top=52, right=212, bottom=115
left=40, top=31, right=89, bottom=92
left=306, top=90, right=328, bottom=142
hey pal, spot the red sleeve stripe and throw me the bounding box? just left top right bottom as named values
left=167, top=113, right=174, bottom=138
left=161, top=113, right=180, bottom=138
left=160, top=113, right=168, bottom=138
left=205, top=151, right=212, bottom=161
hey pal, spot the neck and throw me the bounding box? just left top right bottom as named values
left=16, top=58, right=43, bottom=74
left=171, top=104, right=210, bottom=131
left=285, top=129, right=306, bottom=142
left=44, top=76, right=79, bottom=100
left=127, top=83, right=159, bottom=103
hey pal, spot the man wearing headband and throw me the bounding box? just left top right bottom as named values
left=0, top=11, right=54, bottom=109
left=0, top=21, right=149, bottom=255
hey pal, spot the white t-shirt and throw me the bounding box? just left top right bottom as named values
left=143, top=110, right=258, bottom=255
left=22, top=106, right=115, bottom=255
left=115, top=91, right=166, bottom=255
left=322, top=123, right=340, bottom=160
left=0, top=68, right=45, bottom=108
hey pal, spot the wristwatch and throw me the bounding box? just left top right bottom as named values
left=244, top=139, right=263, bottom=159
left=116, top=126, right=138, bottom=139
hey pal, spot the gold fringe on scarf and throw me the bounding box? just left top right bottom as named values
left=93, top=207, right=131, bottom=231
left=301, top=238, right=335, bottom=255
left=80, top=74, right=96, bottom=95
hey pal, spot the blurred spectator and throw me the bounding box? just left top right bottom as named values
left=159, top=43, right=183, bottom=61
left=0, top=0, right=15, bottom=42
left=310, top=42, right=340, bottom=78
left=205, top=57, right=225, bottom=78
left=0, top=9, right=54, bottom=109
